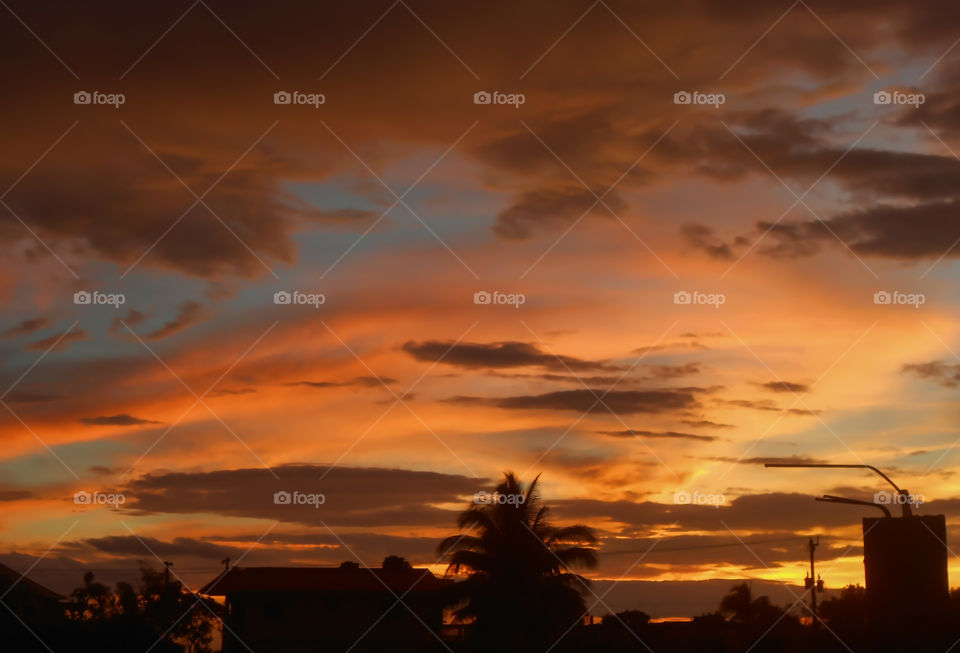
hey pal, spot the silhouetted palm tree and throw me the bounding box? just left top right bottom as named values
left=438, top=473, right=598, bottom=651
left=719, top=582, right=785, bottom=626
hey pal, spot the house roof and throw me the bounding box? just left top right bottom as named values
left=0, top=562, right=65, bottom=601
left=199, top=565, right=452, bottom=596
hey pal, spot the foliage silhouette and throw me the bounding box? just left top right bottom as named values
left=819, top=583, right=866, bottom=635
left=65, top=566, right=220, bottom=652
left=718, top=582, right=792, bottom=627
left=438, top=472, right=598, bottom=651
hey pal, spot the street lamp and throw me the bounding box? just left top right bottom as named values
left=763, top=463, right=912, bottom=517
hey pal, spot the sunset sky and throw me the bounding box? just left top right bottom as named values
left=3, top=0, right=960, bottom=618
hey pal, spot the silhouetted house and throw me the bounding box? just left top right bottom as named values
left=0, top=564, right=65, bottom=651
left=0, top=561, right=64, bottom=626
left=200, top=557, right=452, bottom=653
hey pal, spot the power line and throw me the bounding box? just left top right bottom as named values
left=604, top=536, right=813, bottom=556
left=14, top=567, right=224, bottom=573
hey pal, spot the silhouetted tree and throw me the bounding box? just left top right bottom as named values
left=69, top=571, right=116, bottom=621
left=718, top=583, right=787, bottom=626
left=66, top=566, right=220, bottom=652
left=601, top=609, right=650, bottom=628
left=438, top=473, right=598, bottom=651
left=949, top=586, right=960, bottom=619
left=819, top=583, right=866, bottom=633
left=382, top=555, right=413, bottom=572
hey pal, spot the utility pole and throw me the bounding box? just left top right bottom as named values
left=805, top=537, right=820, bottom=625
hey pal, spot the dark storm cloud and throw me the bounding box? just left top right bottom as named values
left=207, top=387, right=257, bottom=396
left=553, top=492, right=855, bottom=533
left=598, top=429, right=719, bottom=442
left=491, top=363, right=700, bottom=386
left=681, top=224, right=738, bottom=261
left=283, top=376, right=397, bottom=389
left=599, top=532, right=858, bottom=569
left=662, top=109, right=960, bottom=199
left=143, top=301, right=209, bottom=340
left=696, top=200, right=960, bottom=263
left=493, top=186, right=629, bottom=240
left=749, top=202, right=960, bottom=261
left=122, top=464, right=486, bottom=528
left=902, top=360, right=960, bottom=388
left=3, top=391, right=61, bottom=404
left=4, top=1, right=960, bottom=272
left=78, top=414, right=160, bottom=427
left=472, top=111, right=622, bottom=178
left=78, top=535, right=233, bottom=560
left=0, top=353, right=184, bottom=425
left=305, top=207, right=381, bottom=225
left=671, top=109, right=960, bottom=263
left=491, top=372, right=629, bottom=386
left=756, top=381, right=810, bottom=393
left=0, top=318, right=50, bottom=338
left=715, top=398, right=819, bottom=415
left=447, top=388, right=701, bottom=414
left=25, top=328, right=88, bottom=352
left=681, top=419, right=734, bottom=429
left=699, top=455, right=828, bottom=465
left=0, top=490, right=32, bottom=502
left=632, top=341, right=709, bottom=356
left=645, top=362, right=702, bottom=379
left=108, top=309, right=147, bottom=336
left=403, top=340, right=621, bottom=372
left=4, top=158, right=301, bottom=278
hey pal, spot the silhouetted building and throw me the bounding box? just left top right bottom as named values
left=200, top=557, right=452, bottom=653
left=863, top=514, right=948, bottom=635
left=0, top=561, right=64, bottom=623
